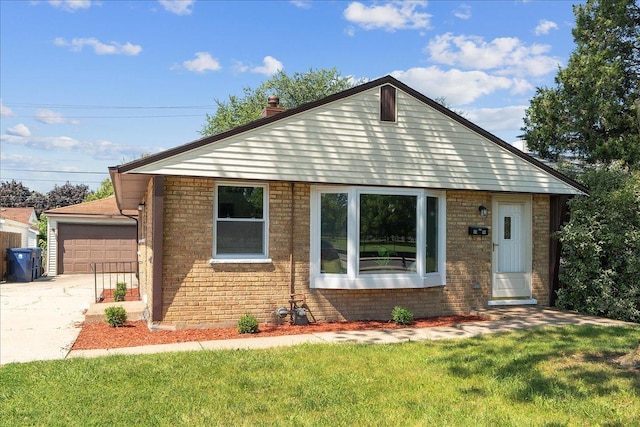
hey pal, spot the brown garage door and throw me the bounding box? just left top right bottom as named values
left=58, top=224, right=136, bottom=274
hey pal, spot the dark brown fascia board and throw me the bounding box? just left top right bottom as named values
left=111, top=75, right=588, bottom=195
left=108, top=166, right=124, bottom=211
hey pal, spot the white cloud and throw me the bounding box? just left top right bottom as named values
left=291, top=0, right=312, bottom=9
left=535, top=19, right=558, bottom=36
left=464, top=105, right=527, bottom=135
left=48, top=0, right=91, bottom=12
left=34, top=109, right=80, bottom=125
left=0, top=152, right=32, bottom=164
left=54, top=37, right=142, bottom=56
left=453, top=4, right=471, bottom=20
left=0, top=134, right=81, bottom=150
left=391, top=66, right=513, bottom=105
left=7, top=124, right=31, bottom=137
left=180, top=52, right=221, bottom=73
left=425, top=33, right=561, bottom=77
left=158, top=0, right=195, bottom=15
left=343, top=1, right=430, bottom=32
left=232, top=60, right=249, bottom=73
left=510, top=78, right=534, bottom=95
left=0, top=132, right=161, bottom=161
left=251, top=56, right=284, bottom=76
left=1, top=99, right=15, bottom=117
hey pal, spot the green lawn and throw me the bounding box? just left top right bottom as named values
left=1, top=325, right=639, bottom=426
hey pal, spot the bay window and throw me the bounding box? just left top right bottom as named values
left=311, top=186, right=446, bottom=289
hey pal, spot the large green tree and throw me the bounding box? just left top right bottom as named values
left=46, top=182, right=89, bottom=209
left=84, top=179, right=114, bottom=202
left=522, top=0, right=640, bottom=166
left=0, top=180, right=32, bottom=208
left=522, top=0, right=640, bottom=322
left=201, top=68, right=362, bottom=136
left=556, top=166, right=640, bottom=322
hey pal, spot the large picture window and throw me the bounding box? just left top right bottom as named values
left=311, top=186, right=446, bottom=289
left=213, top=184, right=268, bottom=260
left=359, top=194, right=416, bottom=275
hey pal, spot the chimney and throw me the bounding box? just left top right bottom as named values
left=262, top=96, right=285, bottom=118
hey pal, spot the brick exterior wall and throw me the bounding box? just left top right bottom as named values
left=444, top=191, right=493, bottom=313
left=145, top=178, right=552, bottom=328
left=532, top=194, right=550, bottom=305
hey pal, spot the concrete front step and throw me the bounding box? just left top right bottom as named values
left=84, top=301, right=146, bottom=324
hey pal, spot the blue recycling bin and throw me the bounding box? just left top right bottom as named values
left=7, top=248, right=34, bottom=282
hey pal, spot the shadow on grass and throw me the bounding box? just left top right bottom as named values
left=443, top=325, right=640, bottom=403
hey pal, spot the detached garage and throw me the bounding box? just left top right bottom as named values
left=46, top=196, right=137, bottom=276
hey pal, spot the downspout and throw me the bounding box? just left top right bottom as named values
left=289, top=183, right=295, bottom=295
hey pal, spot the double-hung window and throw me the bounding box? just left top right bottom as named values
left=311, top=186, right=445, bottom=289
left=212, top=183, right=269, bottom=262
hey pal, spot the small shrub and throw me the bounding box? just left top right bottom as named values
left=113, top=282, right=127, bottom=302
left=105, top=306, right=127, bottom=327
left=392, top=306, right=414, bottom=326
left=237, top=314, right=259, bottom=334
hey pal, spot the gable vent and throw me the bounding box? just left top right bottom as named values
left=380, top=85, right=396, bottom=122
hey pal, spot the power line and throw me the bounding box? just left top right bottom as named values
left=10, top=114, right=205, bottom=119
left=1, top=168, right=106, bottom=174
left=1, top=178, right=104, bottom=184
left=7, top=102, right=214, bottom=110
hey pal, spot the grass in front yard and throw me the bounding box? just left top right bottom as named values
left=1, top=325, right=639, bottom=426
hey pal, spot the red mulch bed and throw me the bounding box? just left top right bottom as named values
left=72, top=315, right=488, bottom=350
left=99, top=288, right=140, bottom=303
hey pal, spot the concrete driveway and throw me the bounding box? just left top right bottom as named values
left=1, top=275, right=95, bottom=365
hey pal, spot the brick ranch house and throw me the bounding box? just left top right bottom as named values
left=110, top=75, right=586, bottom=328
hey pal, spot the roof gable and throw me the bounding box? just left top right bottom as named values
left=0, top=207, right=37, bottom=225
left=111, top=76, right=586, bottom=209
left=45, top=196, right=137, bottom=218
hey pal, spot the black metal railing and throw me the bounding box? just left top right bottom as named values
left=91, top=261, right=139, bottom=303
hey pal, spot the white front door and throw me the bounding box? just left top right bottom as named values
left=492, top=197, right=532, bottom=299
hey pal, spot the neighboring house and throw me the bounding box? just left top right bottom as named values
left=45, top=196, right=137, bottom=275
left=0, top=207, right=39, bottom=247
left=110, top=75, right=587, bottom=328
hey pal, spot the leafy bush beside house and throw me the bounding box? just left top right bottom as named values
left=556, top=166, right=640, bottom=323
left=113, top=282, right=127, bottom=302
left=105, top=306, right=127, bottom=327
left=237, top=314, right=259, bottom=334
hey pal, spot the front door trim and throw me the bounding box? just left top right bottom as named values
left=489, top=194, right=536, bottom=306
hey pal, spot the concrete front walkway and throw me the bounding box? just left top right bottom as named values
left=1, top=275, right=95, bottom=365
left=67, top=307, right=637, bottom=360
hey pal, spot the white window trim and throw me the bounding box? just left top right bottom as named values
left=211, top=182, right=270, bottom=262
left=310, top=186, right=446, bottom=290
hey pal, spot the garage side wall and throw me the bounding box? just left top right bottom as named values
left=46, top=219, right=58, bottom=276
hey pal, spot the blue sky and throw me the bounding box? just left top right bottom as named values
left=1, top=0, right=582, bottom=193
